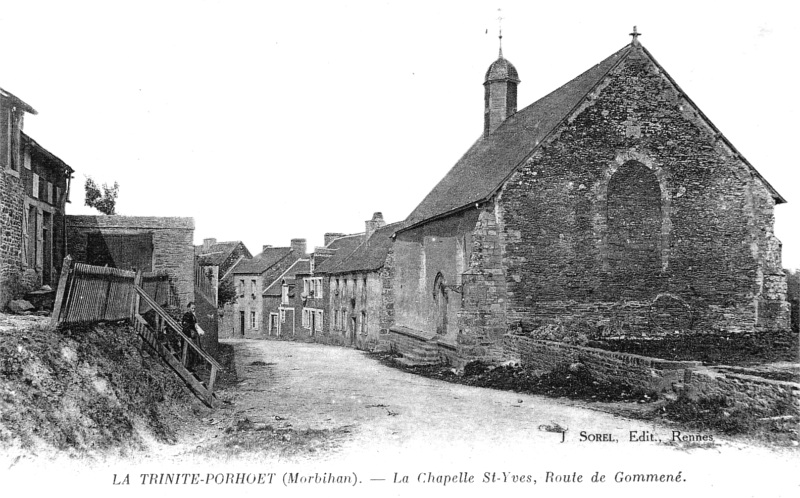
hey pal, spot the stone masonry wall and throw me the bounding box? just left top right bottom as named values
left=504, top=334, right=699, bottom=394
left=0, top=169, right=24, bottom=308
left=66, top=216, right=195, bottom=307
left=505, top=334, right=799, bottom=417
left=497, top=45, right=788, bottom=343
left=685, top=368, right=799, bottom=418
left=458, top=205, right=507, bottom=363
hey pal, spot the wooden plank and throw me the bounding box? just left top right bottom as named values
left=51, top=256, right=73, bottom=325
left=132, top=271, right=142, bottom=319
left=135, top=286, right=222, bottom=370
left=134, top=315, right=213, bottom=407
left=181, top=339, right=189, bottom=367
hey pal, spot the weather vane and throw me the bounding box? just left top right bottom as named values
left=498, top=8, right=504, bottom=57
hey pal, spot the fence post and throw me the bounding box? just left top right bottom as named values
left=132, top=270, right=142, bottom=319
left=51, top=256, right=73, bottom=326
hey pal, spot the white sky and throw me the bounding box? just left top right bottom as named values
left=1, top=0, right=798, bottom=269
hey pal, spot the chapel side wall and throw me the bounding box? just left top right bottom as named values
left=496, top=47, right=787, bottom=341
left=393, top=209, right=479, bottom=344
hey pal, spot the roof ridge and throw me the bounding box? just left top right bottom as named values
left=262, top=258, right=310, bottom=294
left=402, top=44, right=632, bottom=231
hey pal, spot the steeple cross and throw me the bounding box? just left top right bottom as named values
left=630, top=26, right=641, bottom=45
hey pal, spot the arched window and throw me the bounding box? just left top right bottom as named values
left=607, top=161, right=661, bottom=274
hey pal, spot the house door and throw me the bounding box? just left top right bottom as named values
left=310, top=311, right=316, bottom=336
left=270, top=314, right=278, bottom=335
left=239, top=311, right=245, bottom=336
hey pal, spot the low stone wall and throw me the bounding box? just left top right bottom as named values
left=503, top=334, right=800, bottom=417
left=685, top=368, right=800, bottom=417
left=503, top=334, right=700, bottom=394
left=388, top=326, right=434, bottom=355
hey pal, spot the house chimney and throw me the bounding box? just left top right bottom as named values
left=324, top=232, right=346, bottom=246
left=262, top=244, right=272, bottom=253
left=202, top=238, right=216, bottom=251
left=291, top=238, right=307, bottom=256
left=312, top=247, right=336, bottom=272
left=365, top=212, right=385, bottom=241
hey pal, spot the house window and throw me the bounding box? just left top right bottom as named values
left=280, top=309, right=286, bottom=323
left=315, top=311, right=323, bottom=333
left=251, top=278, right=257, bottom=297
left=334, top=309, right=339, bottom=329
left=361, top=311, right=367, bottom=335
left=31, top=174, right=39, bottom=199
left=239, top=279, right=245, bottom=297
left=55, top=186, right=61, bottom=206
left=251, top=311, right=257, bottom=329
left=23, top=150, right=31, bottom=170
left=303, top=277, right=323, bottom=298
left=281, top=283, right=289, bottom=304
left=47, top=182, right=53, bottom=204
left=302, top=309, right=309, bottom=328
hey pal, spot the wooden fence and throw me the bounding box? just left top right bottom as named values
left=52, top=256, right=174, bottom=325
left=52, top=256, right=220, bottom=407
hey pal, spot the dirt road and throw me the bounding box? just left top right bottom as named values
left=217, top=339, right=798, bottom=488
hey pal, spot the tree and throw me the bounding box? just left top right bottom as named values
left=217, top=278, right=237, bottom=308
left=84, top=176, right=119, bottom=215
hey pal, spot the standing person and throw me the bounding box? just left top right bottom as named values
left=181, top=302, right=205, bottom=369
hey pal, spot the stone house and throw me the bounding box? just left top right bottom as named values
left=316, top=213, right=402, bottom=351
left=389, top=35, right=789, bottom=366
left=195, top=238, right=252, bottom=304
left=262, top=230, right=365, bottom=343
left=1, top=86, right=74, bottom=308
left=65, top=216, right=196, bottom=306
left=263, top=258, right=310, bottom=338
left=228, top=239, right=306, bottom=338
left=20, top=134, right=74, bottom=290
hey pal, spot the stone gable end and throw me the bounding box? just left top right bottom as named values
left=495, top=46, right=788, bottom=337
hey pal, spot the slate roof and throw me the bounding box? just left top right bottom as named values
left=485, top=55, right=519, bottom=83
left=21, top=133, right=74, bottom=174
left=232, top=247, right=293, bottom=275
left=403, top=42, right=784, bottom=230
left=319, top=221, right=405, bottom=275
left=312, top=233, right=365, bottom=274
left=0, top=86, right=37, bottom=115
left=196, top=241, right=243, bottom=266
left=263, top=259, right=311, bottom=296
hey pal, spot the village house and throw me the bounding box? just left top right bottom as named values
left=262, top=231, right=363, bottom=343
left=65, top=216, right=196, bottom=306
left=316, top=213, right=402, bottom=351
left=228, top=239, right=306, bottom=338
left=1, top=86, right=74, bottom=308
left=195, top=238, right=252, bottom=304
left=389, top=32, right=789, bottom=366
left=262, top=257, right=310, bottom=338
